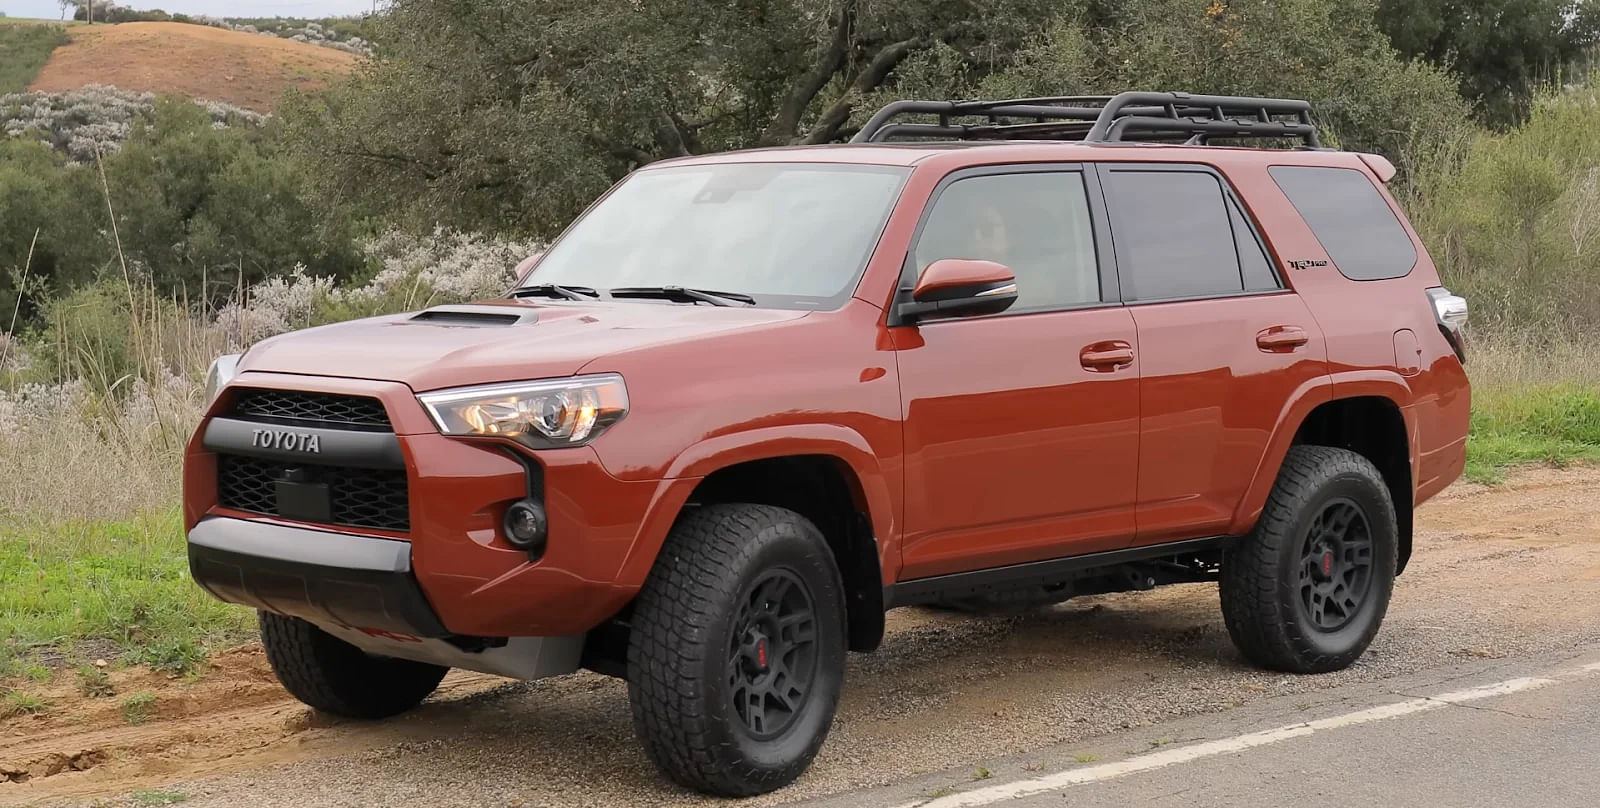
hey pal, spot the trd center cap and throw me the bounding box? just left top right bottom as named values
left=741, top=632, right=772, bottom=674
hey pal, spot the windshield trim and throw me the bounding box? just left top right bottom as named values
left=514, top=161, right=913, bottom=312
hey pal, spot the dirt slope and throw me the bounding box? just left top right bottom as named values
left=4, top=466, right=1600, bottom=806
left=26, top=22, right=357, bottom=112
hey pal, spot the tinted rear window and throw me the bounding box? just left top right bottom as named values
left=1101, top=169, right=1244, bottom=301
left=1269, top=166, right=1416, bottom=281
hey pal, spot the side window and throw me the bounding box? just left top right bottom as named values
left=1229, top=197, right=1281, bottom=292
left=1101, top=169, right=1243, bottom=301
left=1269, top=165, right=1417, bottom=281
left=911, top=171, right=1100, bottom=312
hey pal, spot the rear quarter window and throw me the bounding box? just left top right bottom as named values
left=1268, top=165, right=1417, bottom=281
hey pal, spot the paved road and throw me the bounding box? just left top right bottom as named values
left=812, top=649, right=1600, bottom=808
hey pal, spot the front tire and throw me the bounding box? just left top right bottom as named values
left=259, top=612, right=448, bottom=719
left=626, top=504, right=847, bottom=797
left=1220, top=445, right=1398, bottom=673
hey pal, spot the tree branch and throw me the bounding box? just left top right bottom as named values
left=802, top=36, right=923, bottom=145
left=759, top=0, right=857, bottom=146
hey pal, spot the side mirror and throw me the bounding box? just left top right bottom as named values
left=897, top=259, right=1018, bottom=323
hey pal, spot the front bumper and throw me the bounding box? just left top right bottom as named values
left=184, top=372, right=700, bottom=639
left=188, top=517, right=448, bottom=637
left=189, top=516, right=587, bottom=680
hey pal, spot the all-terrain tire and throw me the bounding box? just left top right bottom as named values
left=626, top=504, right=847, bottom=797
left=258, top=612, right=449, bottom=719
left=1220, top=445, right=1399, bottom=674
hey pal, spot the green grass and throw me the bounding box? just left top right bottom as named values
left=1465, top=384, right=1600, bottom=482
left=121, top=690, right=157, bottom=725
left=0, top=509, right=256, bottom=680
left=1, top=689, right=50, bottom=718
left=131, top=790, right=188, bottom=806
left=0, top=22, right=68, bottom=93
left=77, top=664, right=114, bottom=698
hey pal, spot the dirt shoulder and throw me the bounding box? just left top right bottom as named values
left=6, top=466, right=1600, bottom=807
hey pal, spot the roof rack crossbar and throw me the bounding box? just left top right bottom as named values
left=851, top=91, right=1323, bottom=148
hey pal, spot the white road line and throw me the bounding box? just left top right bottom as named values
left=897, top=665, right=1600, bottom=808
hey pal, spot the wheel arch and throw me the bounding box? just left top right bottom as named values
left=616, top=426, right=896, bottom=653
left=1235, top=382, right=1417, bottom=573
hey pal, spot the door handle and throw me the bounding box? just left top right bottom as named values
left=1256, top=326, right=1309, bottom=352
left=1080, top=341, right=1135, bottom=371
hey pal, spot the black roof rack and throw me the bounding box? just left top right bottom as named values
left=850, top=92, right=1323, bottom=148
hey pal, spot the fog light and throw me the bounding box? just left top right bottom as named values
left=503, top=499, right=548, bottom=554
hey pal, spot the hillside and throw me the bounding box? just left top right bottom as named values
left=26, top=22, right=358, bottom=112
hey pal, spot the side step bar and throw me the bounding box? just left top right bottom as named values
left=885, top=536, right=1233, bottom=608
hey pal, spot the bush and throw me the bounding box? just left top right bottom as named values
left=1410, top=88, right=1600, bottom=335
left=1, top=96, right=360, bottom=323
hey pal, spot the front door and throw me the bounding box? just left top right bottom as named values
left=893, top=166, right=1141, bottom=579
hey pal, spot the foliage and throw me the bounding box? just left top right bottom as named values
left=3, top=86, right=263, bottom=162
left=0, top=689, right=50, bottom=717
left=0, top=97, right=360, bottom=324
left=68, top=2, right=226, bottom=27
left=121, top=690, right=157, bottom=723
left=1409, top=88, right=1600, bottom=335
left=283, top=0, right=1468, bottom=238
left=1377, top=0, right=1600, bottom=124
left=226, top=18, right=375, bottom=55
left=0, top=22, right=68, bottom=95
left=131, top=791, right=188, bottom=807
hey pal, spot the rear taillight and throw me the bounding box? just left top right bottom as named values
left=1426, top=287, right=1468, bottom=362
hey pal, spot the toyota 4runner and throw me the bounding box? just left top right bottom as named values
left=184, top=92, right=1471, bottom=796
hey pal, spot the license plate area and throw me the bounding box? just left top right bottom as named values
left=275, top=471, right=333, bottom=524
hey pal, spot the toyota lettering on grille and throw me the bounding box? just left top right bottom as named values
left=252, top=428, right=322, bottom=453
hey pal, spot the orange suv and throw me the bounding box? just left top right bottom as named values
left=185, top=92, right=1470, bottom=796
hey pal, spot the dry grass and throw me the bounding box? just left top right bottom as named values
left=28, top=22, right=358, bottom=112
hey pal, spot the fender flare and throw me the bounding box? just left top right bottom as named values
left=1229, top=370, right=1416, bottom=536
left=612, top=423, right=897, bottom=590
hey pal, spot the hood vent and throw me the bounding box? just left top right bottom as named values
left=408, top=305, right=539, bottom=327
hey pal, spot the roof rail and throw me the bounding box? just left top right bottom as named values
left=850, top=92, right=1323, bottom=148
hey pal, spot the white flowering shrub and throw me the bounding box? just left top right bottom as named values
left=1, top=86, right=264, bottom=162
left=213, top=263, right=338, bottom=347
left=210, top=229, right=543, bottom=347
left=218, top=18, right=375, bottom=56
left=355, top=227, right=543, bottom=304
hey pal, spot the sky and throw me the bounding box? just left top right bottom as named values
left=1, top=1, right=380, bottom=19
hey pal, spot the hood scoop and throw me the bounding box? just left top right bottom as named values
left=408, top=305, right=539, bottom=327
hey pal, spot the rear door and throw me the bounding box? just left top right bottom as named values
left=894, top=165, right=1141, bottom=579
left=1095, top=163, right=1329, bottom=546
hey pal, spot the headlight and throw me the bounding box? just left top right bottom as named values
left=203, top=354, right=242, bottom=406
left=417, top=374, right=628, bottom=448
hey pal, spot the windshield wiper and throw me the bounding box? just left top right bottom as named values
left=608, top=286, right=757, bottom=307
left=511, top=283, right=599, bottom=301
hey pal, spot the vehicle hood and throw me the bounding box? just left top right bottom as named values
left=236, top=299, right=810, bottom=392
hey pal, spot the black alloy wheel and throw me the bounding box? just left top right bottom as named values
left=729, top=569, right=819, bottom=739
left=1296, top=498, right=1375, bottom=632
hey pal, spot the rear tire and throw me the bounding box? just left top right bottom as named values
left=259, top=612, right=448, bottom=719
left=626, top=504, right=847, bottom=797
left=1220, top=445, right=1398, bottom=673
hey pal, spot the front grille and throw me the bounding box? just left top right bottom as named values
left=217, top=455, right=411, bottom=532
left=232, top=389, right=391, bottom=431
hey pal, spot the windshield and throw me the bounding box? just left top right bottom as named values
left=524, top=162, right=910, bottom=308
